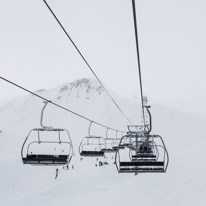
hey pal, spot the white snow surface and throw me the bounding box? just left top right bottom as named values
left=0, top=78, right=205, bottom=206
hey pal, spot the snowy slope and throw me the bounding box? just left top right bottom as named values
left=0, top=78, right=205, bottom=206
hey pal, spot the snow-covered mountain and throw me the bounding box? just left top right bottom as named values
left=0, top=78, right=205, bottom=206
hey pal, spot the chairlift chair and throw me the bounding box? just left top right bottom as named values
left=21, top=101, right=74, bottom=166
left=79, top=122, right=105, bottom=157
left=101, top=129, right=124, bottom=153
left=115, top=133, right=169, bottom=173
left=115, top=106, right=169, bottom=174
left=102, top=138, right=122, bottom=153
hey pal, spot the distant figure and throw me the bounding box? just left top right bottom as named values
left=63, top=166, right=65, bottom=170
left=99, top=161, right=103, bottom=167
left=72, top=165, right=74, bottom=170
left=55, top=168, right=59, bottom=179
left=96, top=158, right=98, bottom=162
left=95, top=164, right=97, bottom=167
left=80, top=157, right=83, bottom=161
left=66, top=165, right=69, bottom=170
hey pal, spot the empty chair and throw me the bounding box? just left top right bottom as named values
left=79, top=122, right=105, bottom=157
left=79, top=136, right=105, bottom=157
left=21, top=101, right=73, bottom=166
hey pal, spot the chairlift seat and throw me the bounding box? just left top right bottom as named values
left=80, top=151, right=104, bottom=157
left=132, top=159, right=156, bottom=162
left=121, top=143, right=132, bottom=147
left=33, top=128, right=65, bottom=132
left=132, top=154, right=156, bottom=159
left=137, top=151, right=153, bottom=154
left=120, top=161, right=164, bottom=167
left=85, top=136, right=103, bottom=139
left=119, top=167, right=164, bottom=173
left=23, top=154, right=68, bottom=165
left=101, top=148, right=117, bottom=153
left=112, top=146, right=125, bottom=150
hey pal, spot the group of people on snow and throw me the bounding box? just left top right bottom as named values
left=55, top=164, right=74, bottom=179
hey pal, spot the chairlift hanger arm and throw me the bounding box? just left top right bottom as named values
left=144, top=106, right=152, bottom=134
left=106, top=128, right=109, bottom=139
left=40, top=101, right=53, bottom=129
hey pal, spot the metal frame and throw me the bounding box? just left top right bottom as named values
left=21, top=101, right=74, bottom=166
left=115, top=134, right=169, bottom=173
left=79, top=121, right=105, bottom=157
left=119, top=98, right=169, bottom=174
left=102, top=128, right=123, bottom=153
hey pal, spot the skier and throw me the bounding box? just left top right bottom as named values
left=72, top=165, right=74, bottom=170
left=55, top=168, right=59, bottom=179
left=104, top=161, right=108, bottom=165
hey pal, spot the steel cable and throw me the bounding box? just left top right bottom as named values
left=43, top=0, right=133, bottom=124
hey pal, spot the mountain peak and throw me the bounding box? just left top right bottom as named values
left=58, top=78, right=104, bottom=97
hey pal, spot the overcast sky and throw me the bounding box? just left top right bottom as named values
left=0, top=0, right=205, bottom=115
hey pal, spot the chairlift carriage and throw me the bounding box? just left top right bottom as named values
left=21, top=101, right=74, bottom=165
left=101, top=129, right=124, bottom=153
left=79, top=122, right=105, bottom=157
left=112, top=131, right=127, bottom=150
left=115, top=105, right=169, bottom=173
left=115, top=133, right=169, bottom=173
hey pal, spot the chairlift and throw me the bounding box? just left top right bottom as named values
left=21, top=101, right=74, bottom=165
left=111, top=130, right=125, bottom=150
left=101, top=129, right=123, bottom=153
left=79, top=122, right=105, bottom=157
left=115, top=133, right=169, bottom=173
left=115, top=106, right=169, bottom=174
